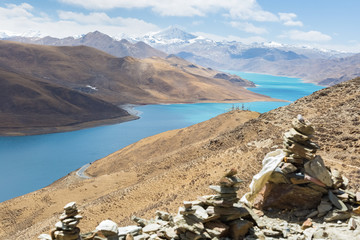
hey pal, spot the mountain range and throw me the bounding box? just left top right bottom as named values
left=1, top=75, right=358, bottom=239
left=0, top=40, right=272, bottom=135
left=4, top=27, right=360, bottom=86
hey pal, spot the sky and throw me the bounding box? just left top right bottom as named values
left=1, top=0, right=360, bottom=52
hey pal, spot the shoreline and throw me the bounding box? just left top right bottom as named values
left=226, top=70, right=326, bottom=87
left=0, top=114, right=139, bottom=137
left=0, top=97, right=286, bottom=137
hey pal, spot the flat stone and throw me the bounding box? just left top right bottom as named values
left=228, top=219, right=253, bottom=240
left=284, top=128, right=311, bottom=143
left=118, top=225, right=142, bottom=236
left=38, top=234, right=52, bottom=240
left=224, top=168, right=238, bottom=177
left=213, top=206, right=249, bottom=217
left=269, top=171, right=290, bottom=184
left=304, top=156, right=333, bottom=187
left=219, top=176, right=243, bottom=187
left=209, top=185, right=238, bottom=194
left=163, top=227, right=177, bottom=239
left=204, top=221, right=229, bottom=237
left=328, top=190, right=348, bottom=211
left=307, top=183, right=328, bottom=194
left=287, top=141, right=316, bottom=160
left=290, top=178, right=310, bottom=185
left=142, top=223, right=161, bottom=233
left=242, top=205, right=266, bottom=228
left=324, top=210, right=351, bottom=222
left=284, top=156, right=304, bottom=164
left=317, top=200, right=332, bottom=217
left=262, top=229, right=282, bottom=237
left=306, top=210, right=319, bottom=219
left=63, top=202, right=77, bottom=211
left=258, top=183, right=322, bottom=210
left=280, top=162, right=298, bottom=174
left=193, top=205, right=208, bottom=220
left=292, top=117, right=315, bottom=135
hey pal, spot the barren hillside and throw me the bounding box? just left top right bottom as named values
left=0, top=40, right=275, bottom=135
left=0, top=78, right=359, bottom=239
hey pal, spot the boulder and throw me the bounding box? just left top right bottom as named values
left=258, top=183, right=322, bottom=210
left=142, top=223, right=161, bottom=233
left=96, top=220, right=119, bottom=237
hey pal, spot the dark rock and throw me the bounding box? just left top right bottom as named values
left=228, top=219, right=253, bottom=240
left=257, top=183, right=323, bottom=210
left=204, top=221, right=229, bottom=238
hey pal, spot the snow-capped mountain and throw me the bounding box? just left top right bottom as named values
left=135, top=26, right=202, bottom=45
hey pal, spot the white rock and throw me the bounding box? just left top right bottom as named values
left=193, top=205, right=209, bottom=220
left=96, top=219, right=119, bottom=235
left=38, top=234, right=51, bottom=240
left=118, top=225, right=142, bottom=236
left=63, top=202, right=77, bottom=210
left=348, top=218, right=358, bottom=230
left=142, top=223, right=161, bottom=233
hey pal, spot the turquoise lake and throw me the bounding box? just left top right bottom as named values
left=0, top=72, right=324, bottom=202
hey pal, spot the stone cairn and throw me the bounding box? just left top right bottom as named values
left=50, top=202, right=82, bottom=240
left=251, top=114, right=360, bottom=224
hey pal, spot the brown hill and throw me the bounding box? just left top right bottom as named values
left=0, top=69, right=133, bottom=136
left=0, top=78, right=359, bottom=239
left=0, top=40, right=275, bottom=134
left=0, top=40, right=272, bottom=105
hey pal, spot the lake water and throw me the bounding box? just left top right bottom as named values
left=0, top=72, right=323, bottom=202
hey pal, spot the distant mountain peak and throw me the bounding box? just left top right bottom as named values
left=153, top=26, right=197, bottom=41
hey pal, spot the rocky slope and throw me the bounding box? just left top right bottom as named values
left=0, top=77, right=359, bottom=239
left=0, top=40, right=270, bottom=135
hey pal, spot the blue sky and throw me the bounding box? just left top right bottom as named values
left=0, top=0, right=359, bottom=52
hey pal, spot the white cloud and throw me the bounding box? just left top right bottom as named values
left=281, top=30, right=332, bottom=42
left=59, top=0, right=278, bottom=21
left=279, top=13, right=303, bottom=27
left=0, top=3, right=159, bottom=38
left=230, top=21, right=267, bottom=34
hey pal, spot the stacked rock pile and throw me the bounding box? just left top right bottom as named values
left=49, top=202, right=82, bottom=240
left=249, top=114, right=360, bottom=224
left=73, top=169, right=256, bottom=240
